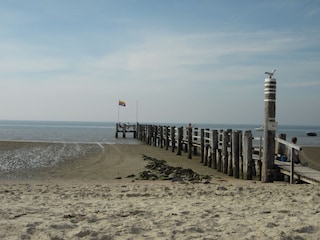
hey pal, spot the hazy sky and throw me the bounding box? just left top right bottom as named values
left=1, top=0, right=320, bottom=125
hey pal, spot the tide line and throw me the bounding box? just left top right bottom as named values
left=96, top=142, right=104, bottom=149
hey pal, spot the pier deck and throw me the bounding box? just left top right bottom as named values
left=274, top=160, right=320, bottom=185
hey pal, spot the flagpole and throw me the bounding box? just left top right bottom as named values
left=136, top=100, right=138, bottom=123
left=118, top=103, right=120, bottom=123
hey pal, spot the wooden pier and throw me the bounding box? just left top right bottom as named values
left=115, top=123, right=137, bottom=138
left=113, top=74, right=319, bottom=185
left=130, top=123, right=320, bottom=185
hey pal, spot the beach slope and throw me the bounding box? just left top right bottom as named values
left=0, top=142, right=319, bottom=239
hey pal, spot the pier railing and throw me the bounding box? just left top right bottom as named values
left=134, top=123, right=309, bottom=184
left=136, top=124, right=258, bottom=181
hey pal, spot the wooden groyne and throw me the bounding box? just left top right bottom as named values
left=133, top=123, right=320, bottom=185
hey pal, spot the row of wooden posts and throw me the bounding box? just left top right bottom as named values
left=136, top=124, right=261, bottom=180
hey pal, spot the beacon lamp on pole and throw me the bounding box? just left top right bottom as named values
left=262, top=69, right=277, bottom=183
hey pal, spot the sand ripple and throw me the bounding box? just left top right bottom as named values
left=0, top=181, right=319, bottom=239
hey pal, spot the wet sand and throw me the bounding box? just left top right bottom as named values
left=0, top=142, right=319, bottom=239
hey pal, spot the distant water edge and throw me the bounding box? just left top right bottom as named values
left=0, top=120, right=319, bottom=146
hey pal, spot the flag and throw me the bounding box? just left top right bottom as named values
left=119, top=100, right=126, bottom=107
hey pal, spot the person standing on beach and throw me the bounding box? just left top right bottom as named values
left=291, top=137, right=301, bottom=164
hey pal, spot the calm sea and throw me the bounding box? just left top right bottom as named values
left=0, top=120, right=319, bottom=146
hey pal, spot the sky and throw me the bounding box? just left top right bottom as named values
left=0, top=0, right=320, bottom=126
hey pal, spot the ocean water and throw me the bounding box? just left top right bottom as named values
left=0, top=120, right=140, bottom=144
left=0, top=120, right=319, bottom=146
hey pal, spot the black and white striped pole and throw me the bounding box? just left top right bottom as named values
left=262, top=69, right=277, bottom=183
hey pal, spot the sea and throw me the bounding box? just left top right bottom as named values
left=0, top=120, right=319, bottom=146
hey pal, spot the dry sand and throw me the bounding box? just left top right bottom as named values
left=0, top=142, right=319, bottom=239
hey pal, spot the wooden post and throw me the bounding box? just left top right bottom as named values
left=227, top=129, right=233, bottom=176
left=136, top=123, right=139, bottom=139
left=204, top=128, right=212, bottom=167
left=115, top=123, right=119, bottom=138
left=222, top=131, right=228, bottom=174
left=262, top=75, right=277, bottom=183
left=258, top=135, right=263, bottom=181
left=153, top=125, right=158, bottom=146
left=165, top=126, right=169, bottom=150
left=200, top=129, right=205, bottom=164
left=217, top=130, right=223, bottom=172
left=188, top=127, right=192, bottom=159
left=143, top=125, right=146, bottom=142
left=217, top=149, right=222, bottom=172
left=211, top=130, right=218, bottom=169
left=122, top=124, right=126, bottom=138
left=133, top=124, right=137, bottom=138
left=193, top=128, right=199, bottom=156
left=243, top=130, right=253, bottom=180
left=160, top=126, right=164, bottom=148
left=239, top=131, right=243, bottom=179
left=177, top=127, right=183, bottom=155
left=232, top=130, right=240, bottom=178
left=290, top=147, right=294, bottom=184
left=205, top=145, right=210, bottom=167
left=184, top=133, right=188, bottom=152
left=171, top=126, right=175, bottom=152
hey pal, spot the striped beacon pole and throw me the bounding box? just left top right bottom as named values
left=262, top=69, right=277, bottom=183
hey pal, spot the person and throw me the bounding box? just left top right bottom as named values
left=291, top=137, right=301, bottom=164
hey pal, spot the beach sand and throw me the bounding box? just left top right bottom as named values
left=0, top=142, right=319, bottom=239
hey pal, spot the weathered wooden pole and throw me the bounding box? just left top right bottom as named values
left=133, top=124, right=137, bottom=138
left=188, top=127, right=193, bottom=159
left=177, top=127, right=183, bottom=155
left=153, top=125, right=157, bottom=146
left=204, top=128, right=212, bottom=167
left=205, top=145, right=210, bottom=166
left=146, top=125, right=151, bottom=144
left=122, top=124, right=126, bottom=138
left=239, top=131, right=243, bottom=179
left=165, top=126, right=169, bottom=150
left=193, top=128, right=198, bottom=155
left=232, top=130, right=240, bottom=178
left=211, top=130, right=218, bottom=169
left=262, top=71, right=277, bottom=183
left=136, top=123, right=140, bottom=139
left=217, top=130, right=223, bottom=172
left=142, top=125, right=147, bottom=143
left=159, top=126, right=164, bottom=148
left=222, top=131, right=228, bottom=174
left=290, top=147, right=294, bottom=184
left=115, top=123, right=119, bottom=138
left=171, top=126, right=176, bottom=152
left=227, top=129, right=233, bottom=176
left=257, top=135, right=263, bottom=181
left=200, top=129, right=205, bottom=164
left=243, top=130, right=253, bottom=180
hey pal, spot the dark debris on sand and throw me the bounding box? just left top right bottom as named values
left=137, top=155, right=212, bottom=183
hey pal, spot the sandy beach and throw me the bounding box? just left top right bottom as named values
left=0, top=142, right=319, bottom=239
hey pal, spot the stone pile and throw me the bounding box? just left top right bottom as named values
left=138, top=155, right=211, bottom=183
